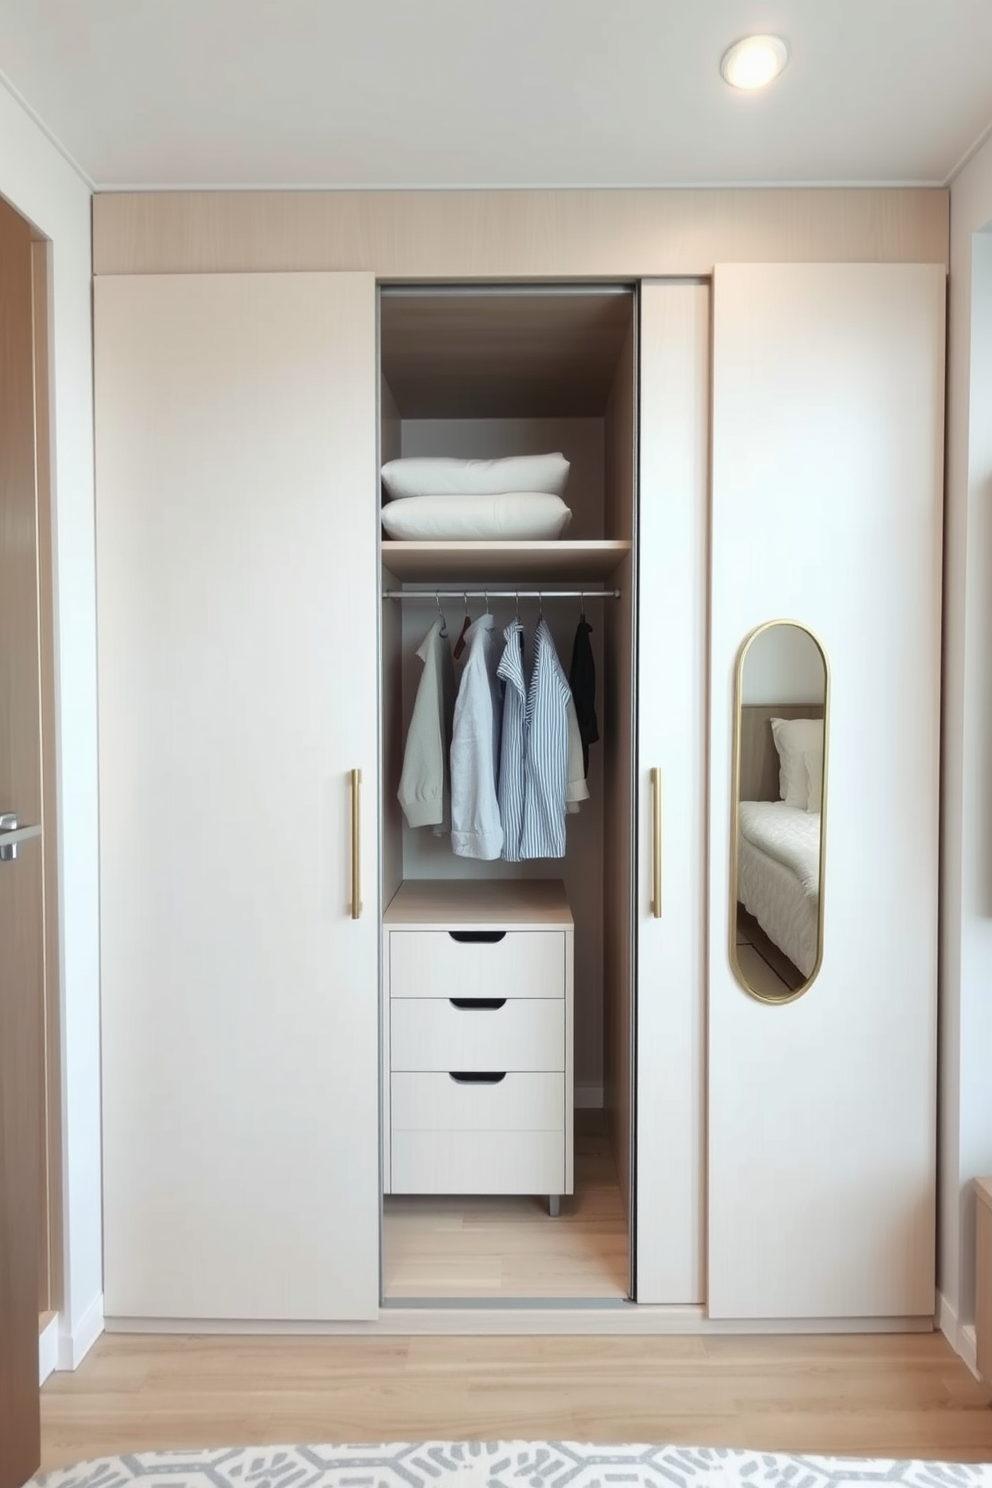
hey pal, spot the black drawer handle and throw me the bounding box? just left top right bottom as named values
left=449, top=1072, right=506, bottom=1084
left=448, top=930, right=507, bottom=944
left=450, top=997, right=506, bottom=1010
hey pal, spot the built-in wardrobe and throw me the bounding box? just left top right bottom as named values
left=93, top=208, right=944, bottom=1328
left=377, top=287, right=638, bottom=1301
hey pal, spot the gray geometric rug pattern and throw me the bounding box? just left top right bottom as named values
left=32, top=1442, right=992, bottom=1488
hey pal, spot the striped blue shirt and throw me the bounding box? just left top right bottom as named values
left=496, top=617, right=571, bottom=861
left=496, top=620, right=527, bottom=861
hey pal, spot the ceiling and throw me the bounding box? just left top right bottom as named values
left=1, top=0, right=992, bottom=191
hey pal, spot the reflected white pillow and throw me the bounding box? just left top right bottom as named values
left=381, top=492, right=573, bottom=541
left=804, top=747, right=824, bottom=814
left=770, top=717, right=824, bottom=809
left=381, top=453, right=570, bottom=501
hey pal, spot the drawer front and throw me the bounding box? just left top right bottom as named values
left=391, top=998, right=564, bottom=1072
left=389, top=930, right=565, bottom=1001
left=392, top=1072, right=564, bottom=1133
left=391, top=1129, right=565, bottom=1195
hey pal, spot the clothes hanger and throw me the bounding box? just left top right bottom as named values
left=452, top=591, right=472, bottom=661
left=435, top=591, right=447, bottom=638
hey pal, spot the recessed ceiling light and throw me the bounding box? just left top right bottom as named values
left=720, top=34, right=789, bottom=91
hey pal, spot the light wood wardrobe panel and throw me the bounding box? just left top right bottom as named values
left=708, top=263, right=944, bottom=1319
left=95, top=272, right=381, bottom=1321
left=635, top=282, right=710, bottom=1305
left=92, top=189, right=948, bottom=278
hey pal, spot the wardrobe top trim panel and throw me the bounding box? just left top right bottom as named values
left=384, top=879, right=573, bottom=929
left=93, top=188, right=948, bottom=278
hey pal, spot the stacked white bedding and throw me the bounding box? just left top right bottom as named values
left=380, top=453, right=572, bottom=540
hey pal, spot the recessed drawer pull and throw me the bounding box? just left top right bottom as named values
left=448, top=930, right=507, bottom=944
left=449, top=997, right=506, bottom=1010
left=449, top=1071, right=507, bottom=1084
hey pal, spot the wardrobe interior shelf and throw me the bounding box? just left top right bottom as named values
left=383, top=878, right=572, bottom=929
left=380, top=539, right=633, bottom=583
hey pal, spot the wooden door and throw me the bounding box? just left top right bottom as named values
left=708, top=263, right=944, bottom=1318
left=634, top=281, right=710, bottom=1304
left=0, top=195, right=42, bottom=1486
left=95, top=272, right=381, bottom=1321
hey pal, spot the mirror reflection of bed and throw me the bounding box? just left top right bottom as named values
left=733, top=623, right=827, bottom=1003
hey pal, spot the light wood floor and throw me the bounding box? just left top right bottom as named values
left=736, top=908, right=804, bottom=997
left=40, top=1332, right=992, bottom=1471
left=383, top=1112, right=628, bottom=1300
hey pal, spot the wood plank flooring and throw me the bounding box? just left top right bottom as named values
left=40, top=1332, right=992, bottom=1472
left=383, top=1112, right=628, bottom=1299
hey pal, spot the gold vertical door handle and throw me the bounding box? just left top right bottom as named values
left=350, top=768, right=362, bottom=920
left=651, top=766, right=662, bottom=919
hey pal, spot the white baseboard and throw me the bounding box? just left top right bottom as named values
left=574, top=1085, right=603, bottom=1109
left=58, top=1293, right=104, bottom=1371
left=39, top=1313, right=59, bottom=1385
left=936, top=1289, right=980, bottom=1378
left=105, top=1308, right=934, bottom=1339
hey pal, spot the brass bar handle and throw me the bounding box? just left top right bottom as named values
left=350, top=768, right=362, bottom=920
left=651, top=766, right=662, bottom=919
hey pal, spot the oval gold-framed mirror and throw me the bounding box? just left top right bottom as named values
left=729, top=620, right=829, bottom=1004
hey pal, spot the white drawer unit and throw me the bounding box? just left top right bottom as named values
left=382, top=880, right=574, bottom=1205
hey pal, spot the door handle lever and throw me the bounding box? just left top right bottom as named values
left=0, top=812, right=19, bottom=863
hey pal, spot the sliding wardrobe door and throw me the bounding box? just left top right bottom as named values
left=96, top=272, right=380, bottom=1321
left=635, top=280, right=709, bottom=1304
left=708, top=263, right=944, bottom=1319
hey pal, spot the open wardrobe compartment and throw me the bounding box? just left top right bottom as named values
left=93, top=236, right=943, bottom=1332
left=378, top=285, right=639, bottom=1302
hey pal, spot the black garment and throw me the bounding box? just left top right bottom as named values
left=569, top=617, right=599, bottom=775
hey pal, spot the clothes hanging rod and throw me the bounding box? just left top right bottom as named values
left=383, top=589, right=621, bottom=600
left=379, top=284, right=634, bottom=299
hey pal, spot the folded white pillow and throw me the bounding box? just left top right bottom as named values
left=769, top=716, right=824, bottom=809
left=381, top=453, right=570, bottom=501
left=381, top=492, right=573, bottom=541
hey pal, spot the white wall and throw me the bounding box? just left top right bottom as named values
left=942, top=135, right=992, bottom=1364
left=0, top=82, right=102, bottom=1366
left=740, top=623, right=824, bottom=705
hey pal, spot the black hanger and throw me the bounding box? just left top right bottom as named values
left=452, top=592, right=471, bottom=660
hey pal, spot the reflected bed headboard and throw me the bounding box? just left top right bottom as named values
left=740, top=704, right=825, bottom=802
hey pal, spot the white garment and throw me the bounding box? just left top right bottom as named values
left=397, top=618, right=455, bottom=831
left=450, top=613, right=504, bottom=860
left=566, top=697, right=589, bottom=814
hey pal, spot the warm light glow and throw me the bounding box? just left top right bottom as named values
left=720, top=34, right=789, bottom=91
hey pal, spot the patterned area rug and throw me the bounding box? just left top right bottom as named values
left=33, top=1442, right=992, bottom=1488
